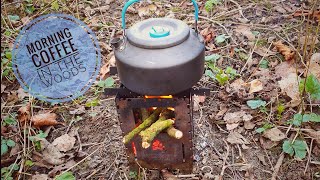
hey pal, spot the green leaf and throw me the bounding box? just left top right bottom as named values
left=251, top=31, right=260, bottom=36
left=282, top=140, right=307, bottom=159
left=85, top=99, right=100, bottom=107
left=4, top=116, right=17, bottom=125
left=305, top=74, right=320, bottom=100
left=282, top=140, right=294, bottom=156
left=204, top=0, right=214, bottom=12
left=205, top=70, right=215, bottom=79
left=104, top=77, right=114, bottom=87
left=5, top=51, right=12, bottom=60
left=55, top=171, right=75, bottom=180
left=303, top=113, right=320, bottom=123
left=215, top=34, right=228, bottom=44
left=51, top=0, right=59, bottom=11
left=259, top=59, right=269, bottom=69
left=292, top=113, right=303, bottom=126
left=256, top=127, right=265, bottom=133
left=6, top=139, right=15, bottom=147
left=216, top=73, right=229, bottom=85
left=225, top=66, right=238, bottom=78
left=9, top=163, right=19, bottom=171
left=25, top=160, right=34, bottom=167
left=25, top=5, right=35, bottom=14
left=205, top=54, right=221, bottom=62
left=8, top=15, right=20, bottom=22
left=292, top=140, right=307, bottom=159
left=1, top=144, right=8, bottom=156
left=29, top=130, right=48, bottom=141
left=246, top=99, right=266, bottom=109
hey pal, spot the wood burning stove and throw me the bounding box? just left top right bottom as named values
left=105, top=85, right=209, bottom=173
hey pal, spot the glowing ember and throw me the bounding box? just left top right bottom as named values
left=144, top=95, right=173, bottom=99
left=152, top=139, right=165, bottom=151
left=132, top=142, right=137, bottom=156
left=167, top=107, right=175, bottom=111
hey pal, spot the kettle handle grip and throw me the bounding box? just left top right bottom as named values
left=121, top=0, right=199, bottom=32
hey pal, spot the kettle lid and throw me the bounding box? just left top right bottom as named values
left=126, top=18, right=190, bottom=49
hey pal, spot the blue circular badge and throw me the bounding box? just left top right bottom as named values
left=12, top=14, right=101, bottom=103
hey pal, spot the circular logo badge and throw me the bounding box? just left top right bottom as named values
left=12, top=14, right=101, bottom=103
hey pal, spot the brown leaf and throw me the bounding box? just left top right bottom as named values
left=224, top=111, right=253, bottom=130
left=1, top=84, right=6, bottom=93
left=161, top=169, right=179, bottom=180
left=31, top=174, right=51, bottom=180
left=263, top=127, right=285, bottom=142
left=227, top=132, right=250, bottom=145
left=52, top=134, right=76, bottom=152
left=304, top=129, right=320, bottom=144
left=248, top=79, right=263, bottom=94
left=18, top=103, right=31, bottom=123
left=138, top=4, right=157, bottom=17
left=17, top=88, right=29, bottom=100
left=42, top=143, right=65, bottom=165
left=234, top=25, right=255, bottom=41
left=273, top=41, right=295, bottom=61
left=48, top=160, right=76, bottom=177
left=31, top=113, right=62, bottom=128
left=200, top=26, right=215, bottom=43
left=254, top=46, right=277, bottom=57
left=307, top=53, right=320, bottom=81
left=293, top=10, right=320, bottom=22
left=7, top=91, right=19, bottom=105
left=278, top=73, right=300, bottom=107
left=99, top=55, right=116, bottom=80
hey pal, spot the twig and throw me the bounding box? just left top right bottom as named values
left=219, top=140, right=230, bottom=180
left=271, top=152, right=285, bottom=180
left=304, top=139, right=313, bottom=174
left=240, top=34, right=260, bottom=74
left=228, top=0, right=249, bottom=22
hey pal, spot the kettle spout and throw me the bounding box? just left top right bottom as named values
left=110, top=38, right=124, bottom=49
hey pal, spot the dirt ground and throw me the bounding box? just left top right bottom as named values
left=1, top=0, right=320, bottom=179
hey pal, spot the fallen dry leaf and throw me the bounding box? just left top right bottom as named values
left=307, top=53, right=320, bottom=81
left=200, top=26, right=215, bottom=43
left=42, top=143, right=65, bottom=165
left=48, top=160, right=76, bottom=177
left=278, top=73, right=300, bottom=107
left=248, top=79, right=263, bottom=94
left=304, top=129, right=320, bottom=144
left=18, top=103, right=31, bottom=123
left=293, top=10, right=320, bottom=22
left=31, top=113, right=62, bottom=128
left=138, top=4, right=157, bottom=17
left=52, top=134, right=76, bottom=152
left=17, top=88, right=29, bottom=100
left=254, top=46, right=277, bottom=57
left=7, top=91, right=19, bottom=105
left=193, top=95, right=206, bottom=111
left=31, top=174, right=50, bottom=180
left=69, top=106, right=86, bottom=115
left=227, top=131, right=250, bottom=145
left=224, top=111, right=253, bottom=130
left=1, top=84, right=6, bottom=93
left=99, top=55, right=116, bottom=80
left=273, top=41, right=295, bottom=61
left=244, top=121, right=255, bottom=130
left=234, top=25, right=255, bottom=41
left=263, top=127, right=285, bottom=142
left=161, top=169, right=179, bottom=180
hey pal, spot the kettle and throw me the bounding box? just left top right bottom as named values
left=111, top=0, right=205, bottom=95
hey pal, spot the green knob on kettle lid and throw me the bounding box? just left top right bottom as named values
left=149, top=26, right=170, bottom=38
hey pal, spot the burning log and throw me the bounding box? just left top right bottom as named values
left=140, top=108, right=149, bottom=121
left=157, top=109, right=183, bottom=140
left=140, top=119, right=175, bottom=149
left=123, top=108, right=163, bottom=144
left=140, top=108, right=183, bottom=148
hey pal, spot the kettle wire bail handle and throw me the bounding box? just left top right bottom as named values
left=121, top=0, right=200, bottom=34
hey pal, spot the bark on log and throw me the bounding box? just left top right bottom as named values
left=158, top=109, right=183, bottom=139
left=140, top=108, right=149, bottom=121
left=123, top=108, right=163, bottom=144
left=140, top=119, right=175, bottom=149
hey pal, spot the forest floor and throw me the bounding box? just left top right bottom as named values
left=1, top=0, right=320, bottom=179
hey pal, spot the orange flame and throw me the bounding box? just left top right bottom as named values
left=152, top=139, right=165, bottom=151
left=144, top=95, right=173, bottom=99
left=167, top=107, right=175, bottom=111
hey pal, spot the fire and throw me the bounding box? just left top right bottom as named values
left=132, top=142, right=137, bottom=156
left=144, top=95, right=173, bottom=99
left=167, top=107, right=175, bottom=111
